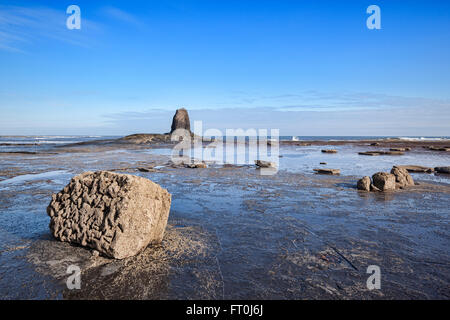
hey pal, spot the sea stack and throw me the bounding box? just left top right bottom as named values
left=170, top=108, right=191, bottom=133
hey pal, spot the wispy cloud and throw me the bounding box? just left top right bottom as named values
left=101, top=6, right=144, bottom=28
left=224, top=90, right=450, bottom=112
left=100, top=92, right=450, bottom=136
left=0, top=5, right=101, bottom=53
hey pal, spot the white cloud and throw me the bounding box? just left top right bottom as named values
left=0, top=5, right=101, bottom=53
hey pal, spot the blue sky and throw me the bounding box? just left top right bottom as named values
left=0, top=0, right=449, bottom=136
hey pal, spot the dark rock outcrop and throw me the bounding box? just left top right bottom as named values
left=255, top=160, right=276, bottom=168
left=435, top=166, right=450, bottom=174
left=170, top=108, right=191, bottom=134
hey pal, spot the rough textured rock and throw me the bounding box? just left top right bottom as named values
left=391, top=166, right=415, bottom=189
left=170, top=108, right=191, bottom=134
left=435, top=166, right=450, bottom=174
left=372, top=172, right=396, bottom=191
left=47, top=171, right=171, bottom=259
left=357, top=176, right=371, bottom=191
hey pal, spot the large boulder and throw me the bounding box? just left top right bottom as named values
left=372, top=172, right=396, bottom=191
left=47, top=171, right=171, bottom=259
left=357, top=176, right=371, bottom=191
left=170, top=108, right=191, bottom=134
left=391, top=166, right=414, bottom=189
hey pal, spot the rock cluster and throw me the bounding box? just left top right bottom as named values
left=357, top=166, right=414, bottom=192
left=47, top=171, right=171, bottom=259
left=170, top=108, right=191, bottom=134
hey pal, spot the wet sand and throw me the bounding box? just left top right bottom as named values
left=0, top=139, right=449, bottom=299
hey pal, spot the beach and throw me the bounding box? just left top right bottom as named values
left=0, top=135, right=449, bottom=299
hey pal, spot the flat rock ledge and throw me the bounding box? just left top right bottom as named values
left=47, top=171, right=171, bottom=259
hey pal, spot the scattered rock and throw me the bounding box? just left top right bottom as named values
left=369, top=142, right=380, bottom=146
left=357, top=176, right=371, bottom=191
left=426, top=146, right=450, bottom=151
left=358, top=151, right=381, bottom=156
left=391, top=166, right=414, bottom=189
left=321, top=149, right=338, bottom=154
left=390, top=148, right=410, bottom=152
left=170, top=108, right=191, bottom=134
left=313, top=168, right=340, bottom=175
left=372, top=172, right=396, bottom=191
left=47, top=171, right=172, bottom=259
left=435, top=166, right=450, bottom=174
left=395, top=165, right=434, bottom=173
left=255, top=160, right=276, bottom=168
left=359, top=151, right=404, bottom=156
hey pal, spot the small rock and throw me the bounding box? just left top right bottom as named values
left=255, top=160, right=276, bottom=168
left=390, top=148, right=409, bottom=152
left=357, top=176, right=371, bottom=191
left=321, top=149, right=338, bottom=154
left=314, top=168, right=340, bottom=175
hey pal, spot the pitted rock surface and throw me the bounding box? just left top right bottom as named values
left=47, top=171, right=171, bottom=259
